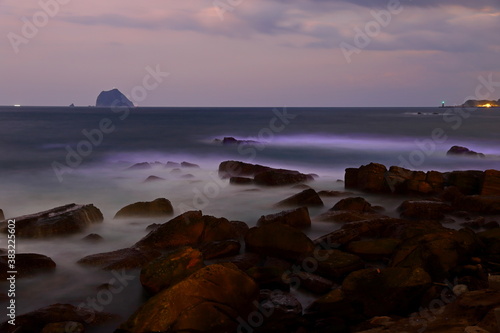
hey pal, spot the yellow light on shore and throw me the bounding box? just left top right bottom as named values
left=482, top=103, right=492, bottom=108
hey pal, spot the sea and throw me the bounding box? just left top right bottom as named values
left=1, top=106, right=500, bottom=331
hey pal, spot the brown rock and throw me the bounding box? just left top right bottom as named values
left=447, top=146, right=485, bottom=157
left=212, top=253, right=261, bottom=271
left=314, top=249, right=364, bottom=280
left=331, top=197, right=374, bottom=212
left=256, top=290, right=303, bottom=331
left=200, top=240, right=241, bottom=260
left=446, top=170, right=484, bottom=195
left=140, top=247, right=205, bottom=294
left=346, top=239, right=401, bottom=261
left=81, top=233, right=103, bottom=242
left=120, top=264, right=259, bottom=333
left=246, top=266, right=289, bottom=290
left=230, top=177, right=254, bottom=185
left=291, top=272, right=334, bottom=294
left=398, top=200, right=453, bottom=220
left=114, top=198, right=173, bottom=219
left=454, top=195, right=500, bottom=214
left=0, top=209, right=4, bottom=220
left=481, top=169, right=500, bottom=195
left=316, top=210, right=384, bottom=223
left=257, top=207, right=311, bottom=229
left=276, top=189, right=324, bottom=207
left=0, top=253, right=56, bottom=279
left=77, top=247, right=161, bottom=270
left=254, top=169, right=312, bottom=186
left=354, top=163, right=390, bottom=193
left=41, top=322, right=84, bottom=333
left=0, top=204, right=103, bottom=238
left=245, top=223, right=315, bottom=260
left=218, top=160, right=271, bottom=178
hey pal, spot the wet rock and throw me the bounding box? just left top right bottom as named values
left=135, top=211, right=241, bottom=251
left=477, top=228, right=500, bottom=255
left=346, top=239, right=401, bottom=261
left=257, top=207, right=311, bottom=229
left=77, top=247, right=161, bottom=270
left=145, top=223, right=161, bottom=232
left=114, top=198, right=174, bottom=219
left=246, top=266, right=289, bottom=290
left=181, top=161, right=200, bottom=168
left=331, top=197, right=374, bottom=212
left=447, top=146, right=485, bottom=157
left=228, top=221, right=250, bottom=240
left=254, top=169, right=312, bottom=186
left=276, top=189, right=324, bottom=207
left=143, top=175, right=165, bottom=183
left=0, top=303, right=116, bottom=333
left=345, top=163, right=390, bottom=193
left=0, top=204, right=103, bottom=238
left=304, top=288, right=355, bottom=318
left=255, top=290, right=303, bottom=332
left=213, top=253, right=261, bottom=271
left=454, top=195, right=500, bottom=214
left=200, top=240, right=241, bottom=260
left=314, top=249, right=364, bottom=280
left=446, top=170, right=484, bottom=195
left=245, top=223, right=315, bottom=260
left=481, top=169, right=500, bottom=195
left=120, top=264, right=259, bottom=333
left=318, top=190, right=350, bottom=197
left=218, top=160, right=272, bottom=178
left=316, top=210, right=384, bottom=223
left=398, top=200, right=453, bottom=220
left=140, top=247, right=205, bottom=294
left=81, top=233, right=103, bottom=242
left=126, top=162, right=152, bottom=170
left=342, top=267, right=432, bottom=317
left=0, top=253, right=56, bottom=279
left=41, top=322, right=84, bottom=333
left=291, top=272, right=334, bottom=294
left=230, top=176, right=254, bottom=185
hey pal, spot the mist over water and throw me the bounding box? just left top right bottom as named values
left=1, top=106, right=500, bottom=331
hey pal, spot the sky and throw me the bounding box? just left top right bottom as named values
left=1, top=0, right=499, bottom=107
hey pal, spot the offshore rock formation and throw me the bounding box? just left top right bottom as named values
left=96, top=88, right=134, bottom=107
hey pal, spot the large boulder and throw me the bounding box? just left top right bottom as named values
left=96, top=88, right=134, bottom=107
left=0, top=303, right=116, bottom=333
left=342, top=267, right=432, bottom=316
left=0, top=253, right=56, bottom=279
left=254, top=169, right=312, bottom=186
left=346, top=238, right=401, bottom=261
left=398, top=200, right=453, bottom=220
left=77, top=247, right=161, bottom=270
left=140, top=247, right=205, bottom=294
left=253, top=290, right=303, bottom=332
left=314, top=249, right=364, bottom=280
left=114, top=198, right=174, bottom=219
left=331, top=197, right=374, bottom=212
left=245, top=223, right=315, bottom=260
left=454, top=195, right=500, bottom=214
left=345, top=163, right=390, bottom=193
left=135, top=211, right=240, bottom=250
left=446, top=170, right=484, bottom=195
left=275, top=189, right=324, bottom=207
left=0, top=204, right=103, bottom=238
left=119, top=264, right=259, bottom=333
left=199, top=240, right=241, bottom=260
left=257, top=207, right=311, bottom=229
left=218, top=160, right=271, bottom=178
left=447, top=146, right=485, bottom=157
left=481, top=169, right=500, bottom=195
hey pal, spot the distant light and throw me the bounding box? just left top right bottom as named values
left=14, top=104, right=21, bottom=107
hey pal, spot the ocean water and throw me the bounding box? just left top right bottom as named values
left=1, top=106, right=500, bottom=331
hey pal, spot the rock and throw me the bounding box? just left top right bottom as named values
left=120, top=264, right=259, bottom=333
left=221, top=137, right=258, bottom=145
left=342, top=267, right=432, bottom=316
left=256, top=290, right=303, bottom=332
left=180, top=161, right=200, bottom=168
left=96, top=88, right=134, bottom=107
left=276, top=189, right=324, bottom=207
left=345, top=163, right=390, bottom=193
left=254, top=169, right=312, bottom=186
left=316, top=210, right=384, bottom=223
left=77, top=247, right=161, bottom=270
left=165, top=161, right=181, bottom=168
left=114, top=198, right=174, bottom=219
left=318, top=190, right=350, bottom=197
left=144, top=175, right=165, bottom=182
left=0, top=303, right=116, bottom=333
left=246, top=266, right=289, bottom=291
left=218, top=160, right=272, bottom=178
left=0, top=253, right=56, bottom=279
left=257, top=207, right=311, bottom=229
left=391, top=229, right=480, bottom=280
left=140, top=247, right=205, bottom=294
left=181, top=174, right=195, bottom=179
left=126, top=162, right=152, bottom=170
left=0, top=204, right=103, bottom=238
left=447, top=146, right=485, bottom=157
left=41, top=322, right=84, bottom=333
left=199, top=240, right=241, bottom=260
left=135, top=211, right=241, bottom=250
left=454, top=195, right=500, bottom=214
left=213, top=253, right=261, bottom=271
left=482, top=169, right=500, bottom=195
left=230, top=176, right=254, bottom=185
left=477, top=228, right=500, bottom=254
left=346, top=239, right=401, bottom=261
left=245, top=223, right=315, bottom=260
left=304, top=288, right=355, bottom=318
left=446, top=170, right=484, bottom=195
left=81, top=233, right=103, bottom=242
left=331, top=197, right=374, bottom=212
left=291, top=272, right=334, bottom=294
left=228, top=221, right=250, bottom=240
left=313, top=249, right=364, bottom=280
left=398, top=200, right=453, bottom=220
left=0, top=209, right=4, bottom=220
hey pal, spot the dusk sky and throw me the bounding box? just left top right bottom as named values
left=1, top=0, right=499, bottom=107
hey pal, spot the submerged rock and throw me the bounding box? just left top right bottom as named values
left=143, top=175, right=165, bottom=183
left=120, top=264, right=259, bottom=333
left=447, top=146, right=485, bottom=157
left=126, top=162, right=152, bottom=170
left=0, top=204, right=103, bottom=238
left=331, top=197, right=375, bottom=212
left=180, top=161, right=200, bottom=168
left=114, top=198, right=174, bottom=219
left=276, top=189, right=324, bottom=207
left=82, top=233, right=104, bottom=243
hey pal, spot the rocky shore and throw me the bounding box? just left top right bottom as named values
left=1, top=161, right=500, bottom=332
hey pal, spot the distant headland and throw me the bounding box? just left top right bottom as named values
left=96, top=89, right=134, bottom=107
